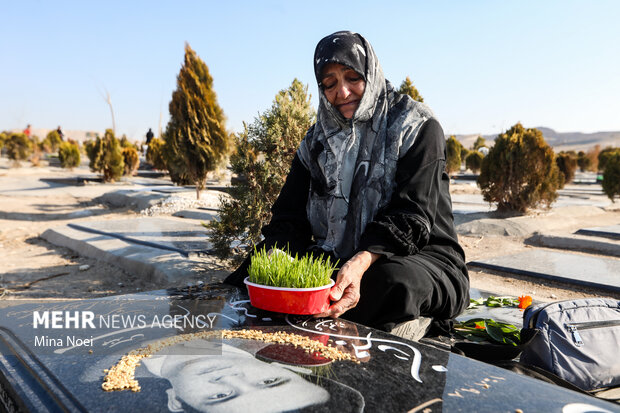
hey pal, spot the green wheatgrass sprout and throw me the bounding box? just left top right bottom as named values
left=248, top=246, right=337, bottom=288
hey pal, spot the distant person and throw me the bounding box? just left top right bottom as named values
left=143, top=128, right=155, bottom=156
left=23, top=124, right=31, bottom=138
left=146, top=128, right=154, bottom=144
left=57, top=126, right=64, bottom=141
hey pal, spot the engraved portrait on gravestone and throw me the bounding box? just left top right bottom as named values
left=142, top=340, right=331, bottom=412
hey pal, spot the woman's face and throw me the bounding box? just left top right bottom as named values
left=320, top=63, right=366, bottom=119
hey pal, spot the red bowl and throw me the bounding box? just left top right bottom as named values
left=244, top=277, right=334, bottom=315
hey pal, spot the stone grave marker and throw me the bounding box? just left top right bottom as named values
left=67, top=217, right=211, bottom=257
left=469, top=250, right=620, bottom=294
left=577, top=225, right=620, bottom=241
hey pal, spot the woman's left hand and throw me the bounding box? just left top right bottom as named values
left=316, top=251, right=381, bottom=318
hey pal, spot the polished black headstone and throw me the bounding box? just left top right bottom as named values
left=0, top=285, right=616, bottom=412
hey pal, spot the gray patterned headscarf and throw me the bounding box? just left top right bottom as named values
left=297, top=31, right=433, bottom=259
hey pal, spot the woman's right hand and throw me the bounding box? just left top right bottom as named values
left=316, top=251, right=380, bottom=319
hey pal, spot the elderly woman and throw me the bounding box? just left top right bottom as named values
left=226, top=31, right=469, bottom=338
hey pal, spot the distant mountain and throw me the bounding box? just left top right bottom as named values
left=534, top=127, right=620, bottom=150
left=454, top=127, right=620, bottom=152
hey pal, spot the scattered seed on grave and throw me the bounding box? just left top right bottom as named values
left=102, top=329, right=357, bottom=392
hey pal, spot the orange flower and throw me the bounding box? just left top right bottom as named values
left=518, top=295, right=532, bottom=309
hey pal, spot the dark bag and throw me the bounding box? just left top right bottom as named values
left=450, top=329, right=588, bottom=393
left=520, top=298, right=620, bottom=391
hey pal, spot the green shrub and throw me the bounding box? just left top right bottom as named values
left=248, top=246, right=336, bottom=288
left=41, top=130, right=63, bottom=153
left=555, top=152, right=578, bottom=188
left=598, top=147, right=620, bottom=172
left=465, top=150, right=484, bottom=174
left=5, top=133, right=32, bottom=163
left=146, top=137, right=167, bottom=170
left=602, top=152, right=620, bottom=202
left=58, top=141, right=81, bottom=169
left=478, top=123, right=560, bottom=212
left=208, top=79, right=315, bottom=260
left=122, top=146, right=140, bottom=176
left=85, top=129, right=124, bottom=182
left=446, top=135, right=463, bottom=176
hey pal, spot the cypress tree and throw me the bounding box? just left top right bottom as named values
left=556, top=151, right=578, bottom=188
left=398, top=76, right=424, bottom=102
left=122, top=146, right=140, bottom=176
left=100, top=131, right=124, bottom=182
left=164, top=43, right=230, bottom=199
left=446, top=135, right=463, bottom=176
left=577, top=151, right=591, bottom=172
left=85, top=129, right=124, bottom=182
left=5, top=133, right=32, bottom=164
left=208, top=79, right=315, bottom=260
left=478, top=123, right=560, bottom=212
left=598, top=147, right=620, bottom=172
left=146, top=137, right=167, bottom=170
left=58, top=141, right=81, bottom=169
left=42, top=130, right=62, bottom=153
left=465, top=150, right=484, bottom=174
left=602, top=153, right=620, bottom=202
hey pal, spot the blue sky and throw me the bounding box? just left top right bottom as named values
left=2, top=1, right=619, bottom=141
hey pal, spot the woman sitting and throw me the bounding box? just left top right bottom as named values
left=226, top=31, right=469, bottom=338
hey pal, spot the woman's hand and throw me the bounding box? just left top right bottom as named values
left=316, top=251, right=381, bottom=318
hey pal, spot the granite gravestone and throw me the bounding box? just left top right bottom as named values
left=67, top=217, right=211, bottom=257
left=0, top=285, right=616, bottom=412
left=577, top=225, right=620, bottom=241
left=469, top=249, right=620, bottom=294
